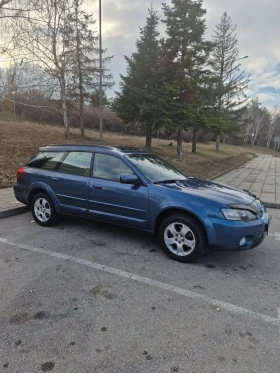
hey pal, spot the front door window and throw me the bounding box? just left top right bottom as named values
left=93, top=153, right=133, bottom=182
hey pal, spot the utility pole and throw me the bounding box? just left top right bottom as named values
left=99, top=0, right=103, bottom=144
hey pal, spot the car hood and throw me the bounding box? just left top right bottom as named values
left=157, top=177, right=256, bottom=206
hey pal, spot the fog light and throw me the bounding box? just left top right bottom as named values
left=240, top=237, right=246, bottom=246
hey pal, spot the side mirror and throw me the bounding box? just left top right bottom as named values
left=120, top=174, right=139, bottom=185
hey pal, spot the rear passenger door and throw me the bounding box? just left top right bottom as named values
left=49, top=152, right=93, bottom=217
left=89, top=153, right=149, bottom=229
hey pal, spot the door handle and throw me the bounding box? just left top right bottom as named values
left=51, top=177, right=59, bottom=181
left=92, top=184, right=103, bottom=190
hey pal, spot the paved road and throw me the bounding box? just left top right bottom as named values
left=0, top=211, right=279, bottom=373
left=215, top=155, right=280, bottom=206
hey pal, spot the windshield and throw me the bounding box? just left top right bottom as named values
left=125, top=154, right=187, bottom=183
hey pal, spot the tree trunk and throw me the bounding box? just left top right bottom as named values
left=61, top=82, right=69, bottom=139
left=79, top=100, right=84, bottom=137
left=62, top=98, right=69, bottom=139
left=216, top=135, right=220, bottom=151
left=192, top=128, right=197, bottom=153
left=223, top=136, right=226, bottom=145
left=146, top=125, right=152, bottom=149
left=177, top=128, right=183, bottom=160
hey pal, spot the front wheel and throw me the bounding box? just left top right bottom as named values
left=31, top=192, right=57, bottom=227
left=158, top=214, right=207, bottom=263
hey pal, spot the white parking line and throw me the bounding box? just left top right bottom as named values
left=0, top=237, right=279, bottom=328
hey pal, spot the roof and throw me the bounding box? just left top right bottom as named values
left=39, top=144, right=148, bottom=155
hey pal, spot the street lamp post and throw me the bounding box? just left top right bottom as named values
left=99, top=0, right=103, bottom=145
left=251, top=133, right=255, bottom=147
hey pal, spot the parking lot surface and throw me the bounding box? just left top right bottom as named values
left=0, top=210, right=279, bottom=373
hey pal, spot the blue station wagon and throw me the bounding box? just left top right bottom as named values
left=14, top=145, right=270, bottom=263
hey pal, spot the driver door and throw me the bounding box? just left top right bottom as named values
left=88, top=153, right=149, bottom=229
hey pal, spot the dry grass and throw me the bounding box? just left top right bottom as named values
left=0, top=120, right=272, bottom=189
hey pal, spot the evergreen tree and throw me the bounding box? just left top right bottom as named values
left=112, top=7, right=161, bottom=149
left=210, top=12, right=249, bottom=150
left=90, top=89, right=110, bottom=107
left=67, top=0, right=113, bottom=136
left=161, top=0, right=212, bottom=159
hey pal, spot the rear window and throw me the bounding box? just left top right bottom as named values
left=27, top=152, right=65, bottom=170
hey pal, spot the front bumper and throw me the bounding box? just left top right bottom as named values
left=209, top=213, right=270, bottom=252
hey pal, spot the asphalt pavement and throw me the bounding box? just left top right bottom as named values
left=0, top=210, right=279, bottom=373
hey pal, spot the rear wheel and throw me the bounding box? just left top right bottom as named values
left=158, top=214, right=207, bottom=263
left=31, top=192, right=57, bottom=227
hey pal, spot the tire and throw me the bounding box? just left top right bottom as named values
left=31, top=192, right=57, bottom=227
left=158, top=213, right=207, bottom=263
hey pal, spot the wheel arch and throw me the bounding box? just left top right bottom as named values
left=28, top=184, right=60, bottom=213
left=154, top=208, right=209, bottom=244
left=28, top=188, right=46, bottom=206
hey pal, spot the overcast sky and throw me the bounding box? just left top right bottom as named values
left=92, top=0, right=280, bottom=108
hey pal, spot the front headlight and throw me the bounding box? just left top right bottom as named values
left=222, top=209, right=256, bottom=222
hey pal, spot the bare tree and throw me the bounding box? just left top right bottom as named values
left=266, top=108, right=280, bottom=148
left=0, top=0, right=40, bottom=19
left=0, top=0, right=42, bottom=66
left=0, top=60, right=59, bottom=120
left=251, top=113, right=265, bottom=147
left=15, top=0, right=72, bottom=138
left=0, top=0, right=12, bottom=9
left=66, top=0, right=113, bottom=136
left=0, top=63, right=17, bottom=112
left=242, top=98, right=270, bottom=147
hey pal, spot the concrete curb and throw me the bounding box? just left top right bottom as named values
left=0, top=206, right=29, bottom=220
left=263, top=202, right=280, bottom=209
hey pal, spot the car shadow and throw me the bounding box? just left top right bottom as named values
left=56, top=215, right=155, bottom=246
left=54, top=215, right=262, bottom=270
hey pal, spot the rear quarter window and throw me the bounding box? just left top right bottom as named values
left=27, top=152, right=65, bottom=171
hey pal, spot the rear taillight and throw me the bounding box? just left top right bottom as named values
left=17, top=167, right=25, bottom=180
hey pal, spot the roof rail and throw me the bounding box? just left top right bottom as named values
left=47, top=144, right=111, bottom=149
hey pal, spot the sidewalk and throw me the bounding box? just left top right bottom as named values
left=0, top=188, right=29, bottom=219
left=214, top=155, right=280, bottom=207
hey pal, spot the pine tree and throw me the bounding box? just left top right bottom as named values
left=161, top=0, right=212, bottom=159
left=112, top=7, right=161, bottom=149
left=67, top=0, right=113, bottom=136
left=210, top=12, right=249, bottom=150
left=90, top=89, right=109, bottom=107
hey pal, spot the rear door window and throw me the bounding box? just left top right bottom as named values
left=58, top=152, right=92, bottom=177
left=27, top=152, right=65, bottom=170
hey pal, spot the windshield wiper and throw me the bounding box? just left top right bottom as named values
left=154, top=179, right=185, bottom=185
